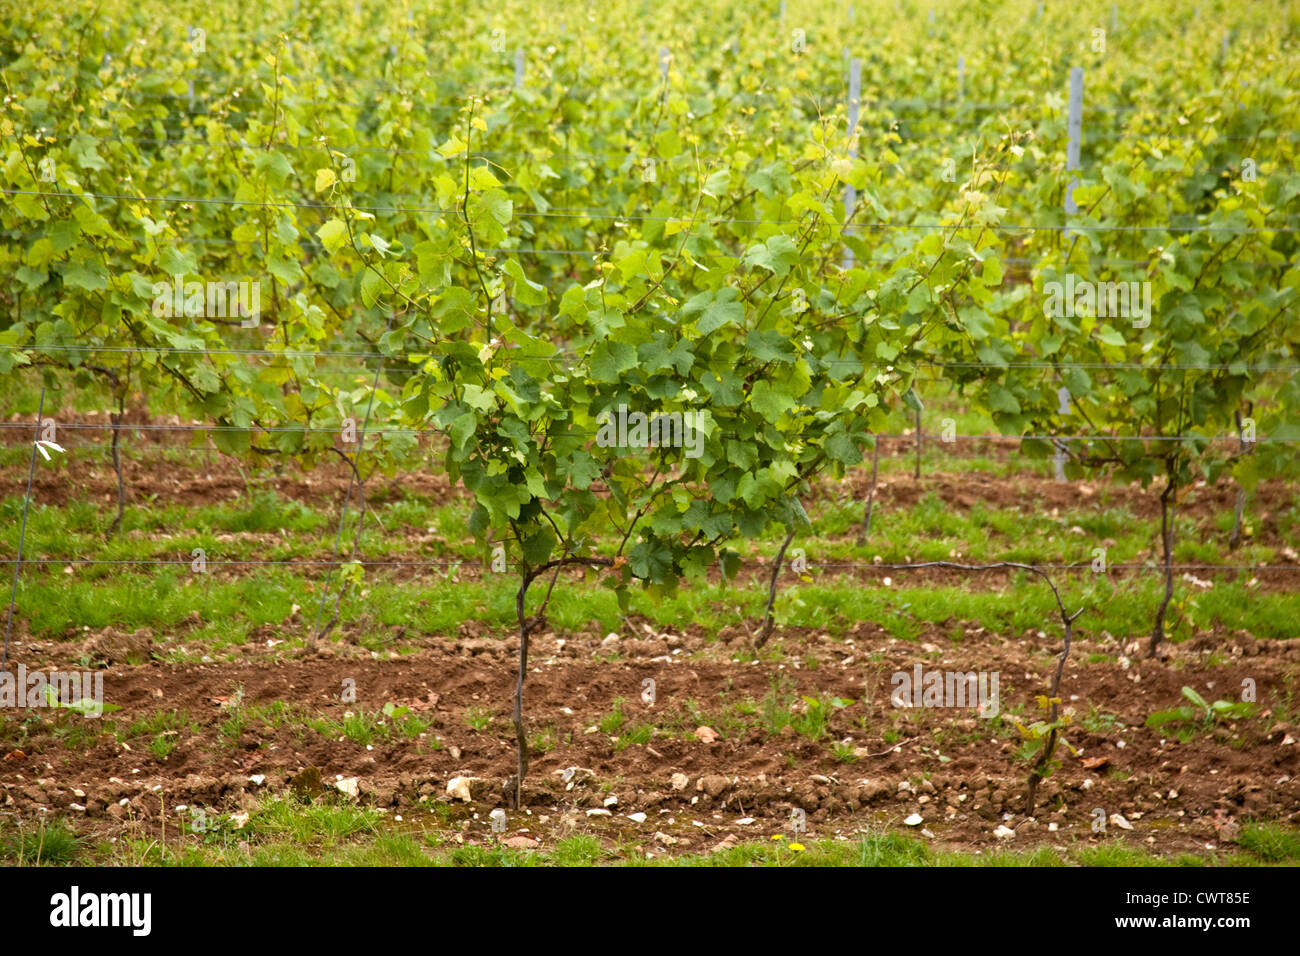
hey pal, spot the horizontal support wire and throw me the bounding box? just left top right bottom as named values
left=0, top=421, right=1294, bottom=443
left=0, top=437, right=1133, bottom=460
left=31, top=115, right=1300, bottom=153
left=0, top=444, right=1140, bottom=466
left=3, top=189, right=1296, bottom=233
left=0, top=557, right=1291, bottom=574
left=3, top=229, right=1290, bottom=270
left=4, top=345, right=1297, bottom=372
left=43, top=67, right=1297, bottom=123
left=0, top=449, right=1274, bottom=466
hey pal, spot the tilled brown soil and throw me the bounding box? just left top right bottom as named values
left=3, top=427, right=1297, bottom=595
left=6, top=442, right=1297, bottom=528
left=3, top=410, right=1296, bottom=859
left=3, top=411, right=1295, bottom=542
left=3, top=618, right=1297, bottom=859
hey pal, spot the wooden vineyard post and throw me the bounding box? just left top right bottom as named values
left=1055, top=386, right=1070, bottom=482
left=842, top=57, right=862, bottom=271
left=1064, top=66, right=1083, bottom=238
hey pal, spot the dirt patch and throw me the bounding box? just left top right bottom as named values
left=3, top=410, right=1295, bottom=858
left=4, top=414, right=1293, bottom=545
left=2, top=620, right=1296, bottom=858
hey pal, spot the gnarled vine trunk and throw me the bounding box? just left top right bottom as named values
left=1147, top=470, right=1177, bottom=659
left=755, top=528, right=796, bottom=648
left=1228, top=485, right=1247, bottom=550
left=106, top=392, right=126, bottom=539
left=509, top=577, right=534, bottom=810
left=506, top=556, right=612, bottom=808
left=857, top=434, right=880, bottom=545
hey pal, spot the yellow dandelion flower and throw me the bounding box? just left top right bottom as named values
left=771, top=834, right=784, bottom=841
left=789, top=843, right=805, bottom=852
